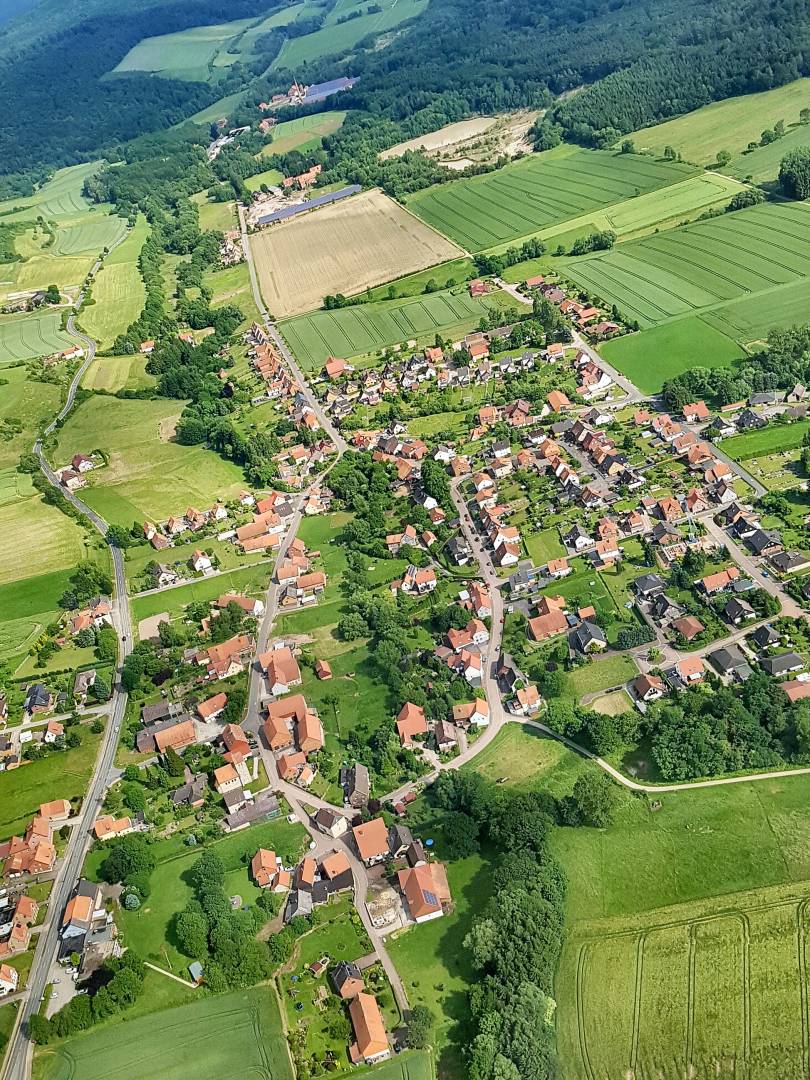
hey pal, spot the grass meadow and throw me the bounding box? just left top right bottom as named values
left=260, top=110, right=346, bottom=158
left=406, top=146, right=696, bottom=251
left=250, top=188, right=463, bottom=319
left=79, top=216, right=148, bottom=348
left=0, top=163, right=97, bottom=223
left=628, top=77, right=810, bottom=165
left=35, top=986, right=293, bottom=1080
left=52, top=396, right=246, bottom=526
left=0, top=489, right=91, bottom=585
left=600, top=317, right=744, bottom=393
left=0, top=310, right=72, bottom=363
left=717, top=419, right=810, bottom=461
left=0, top=365, right=62, bottom=468
left=191, top=192, right=237, bottom=232
left=561, top=200, right=810, bottom=329
left=281, top=286, right=512, bottom=368
left=729, top=120, right=810, bottom=183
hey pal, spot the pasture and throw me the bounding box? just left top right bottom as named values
left=260, top=110, right=346, bottom=157
left=0, top=310, right=72, bottom=363
left=35, top=986, right=294, bottom=1080
left=600, top=318, right=743, bottom=393
left=405, top=146, right=696, bottom=251
left=0, top=492, right=90, bottom=585
left=52, top=397, right=245, bottom=526
left=0, top=566, right=71, bottom=663
left=270, top=0, right=428, bottom=69
left=628, top=77, right=810, bottom=165
left=717, top=419, right=810, bottom=462
left=191, top=192, right=237, bottom=232
left=281, top=286, right=509, bottom=368
left=250, top=187, right=463, bottom=318
left=561, top=200, right=810, bottom=329
left=81, top=354, right=154, bottom=394
left=556, top=881, right=810, bottom=1080
left=79, top=216, right=148, bottom=347
left=0, top=365, right=61, bottom=468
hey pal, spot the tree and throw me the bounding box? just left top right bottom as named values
left=443, top=811, right=480, bottom=858
left=620, top=138, right=635, bottom=154
left=780, top=146, right=810, bottom=199
left=44, top=284, right=60, bottom=304
left=99, top=834, right=155, bottom=886
left=564, top=772, right=619, bottom=827
left=174, top=910, right=209, bottom=957
left=663, top=145, right=676, bottom=160
left=123, top=892, right=140, bottom=910
left=106, top=524, right=132, bottom=549
left=715, top=149, right=732, bottom=167
left=190, top=850, right=225, bottom=893
left=164, top=746, right=186, bottom=777
left=90, top=718, right=104, bottom=734
left=337, top=611, right=369, bottom=640
left=406, top=1005, right=435, bottom=1049
left=801, top=108, right=810, bottom=125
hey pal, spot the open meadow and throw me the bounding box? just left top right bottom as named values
left=281, top=285, right=511, bottom=368
left=260, top=110, right=346, bottom=157
left=628, top=78, right=810, bottom=165
left=0, top=488, right=91, bottom=585
left=0, top=163, right=97, bottom=224
left=35, top=986, right=294, bottom=1080
left=112, top=16, right=255, bottom=82
left=250, top=188, right=463, bottom=318
left=0, top=310, right=72, bottom=364
left=717, top=419, right=810, bottom=462
left=51, top=396, right=246, bottom=526
left=405, top=146, right=696, bottom=251
left=79, top=216, right=147, bottom=348
left=0, top=366, right=62, bottom=468
left=561, top=200, right=810, bottom=329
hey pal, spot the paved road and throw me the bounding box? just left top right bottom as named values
left=3, top=317, right=133, bottom=1080
left=702, top=437, right=767, bottom=499
left=703, top=517, right=805, bottom=619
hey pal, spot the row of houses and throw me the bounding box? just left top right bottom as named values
left=1, top=799, right=71, bottom=879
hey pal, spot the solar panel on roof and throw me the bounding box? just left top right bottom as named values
left=256, top=185, right=362, bottom=226
left=424, top=890, right=438, bottom=906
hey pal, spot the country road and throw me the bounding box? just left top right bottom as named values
left=3, top=313, right=133, bottom=1080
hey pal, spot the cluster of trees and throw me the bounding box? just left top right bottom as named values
left=58, top=562, right=113, bottom=611
left=780, top=146, right=810, bottom=199
left=29, top=951, right=146, bottom=1044
left=99, top=834, right=156, bottom=901
left=474, top=238, right=545, bottom=277
left=569, top=229, right=616, bottom=256
left=172, top=850, right=273, bottom=990
left=662, top=323, right=810, bottom=412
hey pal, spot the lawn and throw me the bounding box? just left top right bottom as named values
left=250, top=188, right=463, bottom=319
left=191, top=192, right=237, bottom=232
left=600, top=316, right=744, bottom=393
left=130, top=564, right=272, bottom=626
left=0, top=1002, right=17, bottom=1059
left=51, top=396, right=246, bottom=526
left=366, top=257, right=477, bottom=300
left=0, top=310, right=72, bottom=364
left=244, top=169, right=283, bottom=193
left=719, top=419, right=810, bottom=462
left=468, top=723, right=588, bottom=798
left=270, top=0, right=428, bottom=69
left=564, top=654, right=639, bottom=700
left=281, top=286, right=512, bottom=368
left=260, top=110, right=347, bottom=158
left=79, top=216, right=148, bottom=348
left=35, top=985, right=293, bottom=1080
left=628, top=77, right=810, bottom=165
left=406, top=145, right=696, bottom=251
left=524, top=527, right=566, bottom=565
left=203, top=259, right=261, bottom=325
left=0, top=729, right=102, bottom=842
left=561, top=199, right=810, bottom=330
left=105, top=818, right=308, bottom=973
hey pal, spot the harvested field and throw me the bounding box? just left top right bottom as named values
left=250, top=188, right=463, bottom=318
left=381, top=118, right=497, bottom=158
left=281, top=286, right=510, bottom=367
left=561, top=200, right=810, bottom=329
left=406, top=146, right=696, bottom=251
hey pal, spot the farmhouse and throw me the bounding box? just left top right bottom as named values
left=349, top=993, right=391, bottom=1065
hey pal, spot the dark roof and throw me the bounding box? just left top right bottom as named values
left=569, top=621, right=606, bottom=652
left=708, top=644, right=748, bottom=674
left=141, top=700, right=179, bottom=725
left=25, top=683, right=51, bottom=708
left=751, top=624, right=779, bottom=648
left=256, top=185, right=361, bottom=226
left=333, top=960, right=363, bottom=989
left=634, top=573, right=665, bottom=597
left=762, top=652, right=804, bottom=675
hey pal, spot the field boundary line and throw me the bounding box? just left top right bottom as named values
left=798, top=898, right=810, bottom=1075
left=630, top=931, right=645, bottom=1072
left=575, top=943, right=597, bottom=1080
left=686, top=921, right=696, bottom=1068
left=143, top=961, right=197, bottom=988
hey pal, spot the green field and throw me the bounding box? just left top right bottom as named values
left=366, top=256, right=477, bottom=300
left=36, top=986, right=294, bottom=1080
left=628, top=78, right=810, bottom=165
left=131, top=564, right=272, bottom=625
left=244, top=168, right=283, bottom=193
left=53, top=215, right=127, bottom=257
left=0, top=729, right=102, bottom=842
left=702, top=275, right=810, bottom=347
left=190, top=192, right=237, bottom=232
left=260, top=110, right=347, bottom=157
left=51, top=396, right=246, bottom=526
left=524, top=527, right=566, bottom=564
left=561, top=200, right=810, bottom=330
left=0, top=365, right=62, bottom=468
left=718, top=419, right=810, bottom=462
left=405, top=146, right=696, bottom=251
left=0, top=491, right=91, bottom=585
left=600, top=317, right=744, bottom=393
left=79, top=216, right=148, bottom=348
left=729, top=120, right=810, bottom=184
left=0, top=310, right=72, bottom=363
left=0, top=163, right=97, bottom=223
left=281, top=287, right=513, bottom=367
left=0, top=567, right=73, bottom=661
left=270, top=0, right=428, bottom=69
left=81, top=354, right=155, bottom=393
left=112, top=16, right=255, bottom=81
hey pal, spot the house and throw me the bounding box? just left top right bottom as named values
left=529, top=608, right=568, bottom=641
left=0, top=964, right=18, bottom=996
left=761, top=652, right=805, bottom=677
left=751, top=624, right=780, bottom=650
left=216, top=593, right=264, bottom=617
left=332, top=961, right=364, bottom=999
left=745, top=528, right=783, bottom=558
left=214, top=764, right=242, bottom=794
left=708, top=645, right=752, bottom=682
left=313, top=808, right=348, bottom=838
left=191, top=550, right=213, bottom=574
left=61, top=879, right=105, bottom=940
left=669, top=655, right=705, bottom=686
left=136, top=716, right=196, bottom=755
left=196, top=633, right=255, bottom=680
left=632, top=674, right=666, bottom=703
left=23, top=684, right=54, bottom=715
left=546, top=557, right=571, bottom=579
left=564, top=524, right=593, bottom=551
left=347, top=763, right=370, bottom=808
left=315, top=659, right=332, bottom=680
left=43, top=719, right=63, bottom=744
left=352, top=818, right=390, bottom=865
left=770, top=550, right=810, bottom=575
left=724, top=596, right=755, bottom=625
left=92, top=815, right=134, bottom=842
left=512, top=684, right=541, bottom=716
left=40, top=799, right=71, bottom=823
left=398, top=863, right=443, bottom=923
left=701, top=567, right=741, bottom=595
left=547, top=390, right=571, bottom=413
left=298, top=710, right=324, bottom=754
left=197, top=692, right=227, bottom=721
left=651, top=594, right=683, bottom=622
left=672, top=615, right=705, bottom=642
left=251, top=849, right=283, bottom=890
left=451, top=698, right=489, bottom=727
left=634, top=574, right=666, bottom=600
left=388, top=824, right=413, bottom=858
left=683, top=401, right=710, bottom=423
left=569, top=621, right=606, bottom=654
left=781, top=681, right=810, bottom=703
left=320, top=850, right=353, bottom=892
left=349, top=993, right=391, bottom=1065
left=260, top=646, right=302, bottom=696
left=396, top=702, right=428, bottom=745
left=171, top=773, right=207, bottom=809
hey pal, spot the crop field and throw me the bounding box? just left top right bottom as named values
left=82, top=354, right=154, bottom=393
left=36, top=986, right=294, bottom=1080
left=281, top=285, right=508, bottom=368
left=53, top=215, right=126, bottom=256
left=79, top=217, right=148, bottom=347
left=260, top=110, right=346, bottom=157
left=0, top=492, right=89, bottom=585
left=561, top=200, right=810, bottom=329
left=729, top=121, right=810, bottom=184
left=556, top=881, right=810, bottom=1080
left=251, top=188, right=463, bottom=319
left=405, top=146, right=696, bottom=251
left=703, top=275, right=810, bottom=347
left=112, top=17, right=254, bottom=81
left=0, top=310, right=72, bottom=363
left=601, top=318, right=743, bottom=393
left=271, top=0, right=428, bottom=69
left=628, top=78, right=810, bottom=165
left=0, top=163, right=97, bottom=223
left=52, top=397, right=245, bottom=526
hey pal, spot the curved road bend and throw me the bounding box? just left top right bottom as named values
left=3, top=313, right=134, bottom=1080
